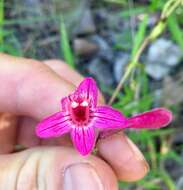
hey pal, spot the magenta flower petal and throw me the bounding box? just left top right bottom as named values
left=127, top=108, right=173, bottom=129
left=74, top=77, right=98, bottom=108
left=92, top=106, right=128, bottom=129
left=36, top=112, right=71, bottom=138
left=61, top=97, right=70, bottom=112
left=71, top=126, right=95, bottom=156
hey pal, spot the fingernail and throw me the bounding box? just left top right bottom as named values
left=126, top=137, right=149, bottom=173
left=64, top=163, right=104, bottom=190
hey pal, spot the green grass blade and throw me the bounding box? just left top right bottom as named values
left=60, top=17, right=75, bottom=68
left=120, top=6, right=147, bottom=18
left=0, top=0, right=4, bottom=46
left=104, top=0, right=126, bottom=4
left=167, top=13, right=183, bottom=50
left=131, top=14, right=148, bottom=58
left=149, top=0, right=162, bottom=11
left=4, top=16, right=58, bottom=26
left=160, top=171, right=176, bottom=190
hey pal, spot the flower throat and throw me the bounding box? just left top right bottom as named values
left=70, top=100, right=90, bottom=125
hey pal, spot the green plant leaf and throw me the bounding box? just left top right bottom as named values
left=0, top=0, right=4, bottom=46
left=60, top=17, right=75, bottom=68
left=131, top=14, right=148, bottom=58
left=167, top=13, right=183, bottom=50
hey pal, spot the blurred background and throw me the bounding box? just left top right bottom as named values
left=1, top=0, right=183, bottom=189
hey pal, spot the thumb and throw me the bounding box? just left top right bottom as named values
left=0, top=147, right=118, bottom=190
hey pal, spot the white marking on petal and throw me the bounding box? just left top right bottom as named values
left=81, top=100, right=89, bottom=107
left=71, top=101, right=79, bottom=108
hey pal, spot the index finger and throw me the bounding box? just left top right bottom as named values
left=0, top=53, right=75, bottom=120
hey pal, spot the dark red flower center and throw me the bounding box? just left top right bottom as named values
left=70, top=100, right=90, bottom=125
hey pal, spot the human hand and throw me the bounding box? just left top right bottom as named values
left=0, top=53, right=149, bottom=190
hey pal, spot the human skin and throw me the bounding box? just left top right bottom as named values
left=0, top=53, right=149, bottom=190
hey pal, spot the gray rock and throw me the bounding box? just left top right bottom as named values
left=13, top=0, right=88, bottom=33
left=99, top=49, right=114, bottom=63
left=91, top=35, right=110, bottom=51
left=18, top=0, right=43, bottom=16
left=74, top=9, right=96, bottom=35
left=161, top=74, right=183, bottom=106
left=145, top=38, right=182, bottom=80
left=176, top=176, right=183, bottom=190
left=94, top=8, right=108, bottom=23
left=90, top=35, right=114, bottom=62
left=165, top=158, right=183, bottom=180
left=147, top=38, right=182, bottom=66
left=173, top=129, right=183, bottom=142
left=114, top=53, right=130, bottom=82
left=73, top=38, right=98, bottom=56
left=88, top=59, right=114, bottom=86
left=107, top=12, right=124, bottom=31
left=145, top=64, right=171, bottom=80
left=146, top=13, right=159, bottom=27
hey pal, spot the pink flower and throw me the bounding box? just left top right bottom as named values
left=36, top=77, right=172, bottom=156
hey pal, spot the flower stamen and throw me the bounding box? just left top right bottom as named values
left=70, top=100, right=90, bottom=125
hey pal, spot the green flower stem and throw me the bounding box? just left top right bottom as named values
left=108, top=0, right=182, bottom=105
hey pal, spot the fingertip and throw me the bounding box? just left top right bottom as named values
left=43, top=60, right=83, bottom=86
left=97, top=132, right=149, bottom=182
